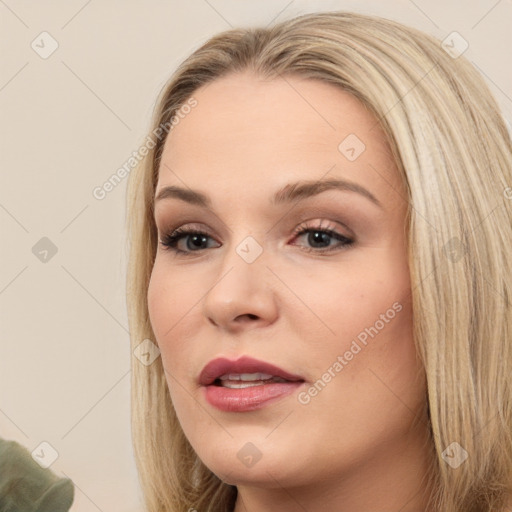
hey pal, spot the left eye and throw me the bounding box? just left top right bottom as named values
left=291, top=226, right=354, bottom=252
left=159, top=221, right=354, bottom=255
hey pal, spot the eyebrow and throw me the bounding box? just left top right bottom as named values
left=154, top=178, right=382, bottom=209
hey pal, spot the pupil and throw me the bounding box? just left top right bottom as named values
left=309, top=231, right=329, bottom=247
left=190, top=234, right=207, bottom=249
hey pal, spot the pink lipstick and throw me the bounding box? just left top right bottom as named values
left=199, top=356, right=305, bottom=412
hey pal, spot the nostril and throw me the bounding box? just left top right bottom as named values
left=235, top=313, right=259, bottom=322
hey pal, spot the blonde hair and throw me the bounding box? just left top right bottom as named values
left=125, top=11, right=512, bottom=512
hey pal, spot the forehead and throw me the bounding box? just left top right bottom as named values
left=157, top=71, right=400, bottom=201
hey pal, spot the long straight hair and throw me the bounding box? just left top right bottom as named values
left=125, top=11, right=512, bottom=512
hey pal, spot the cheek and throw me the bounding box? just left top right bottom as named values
left=334, top=254, right=415, bottom=378
left=309, top=277, right=420, bottom=425
left=147, top=260, right=197, bottom=412
left=147, top=260, right=198, bottom=334
left=287, top=251, right=411, bottom=346
left=291, top=249, right=416, bottom=399
left=147, top=263, right=193, bottom=358
left=147, top=264, right=172, bottom=341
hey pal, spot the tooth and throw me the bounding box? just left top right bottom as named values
left=218, top=372, right=275, bottom=381
left=239, top=373, right=273, bottom=381
left=220, top=377, right=290, bottom=388
left=221, top=381, right=266, bottom=389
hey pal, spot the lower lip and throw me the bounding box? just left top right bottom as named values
left=203, top=381, right=304, bottom=412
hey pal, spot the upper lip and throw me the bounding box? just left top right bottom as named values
left=199, top=356, right=305, bottom=386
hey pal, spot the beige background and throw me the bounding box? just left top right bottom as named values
left=0, top=1, right=510, bottom=511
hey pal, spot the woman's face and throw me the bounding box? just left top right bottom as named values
left=148, top=71, right=427, bottom=493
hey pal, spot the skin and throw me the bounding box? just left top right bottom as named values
left=148, top=71, right=435, bottom=512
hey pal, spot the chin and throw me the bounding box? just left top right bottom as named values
left=196, top=442, right=294, bottom=486
left=214, top=462, right=290, bottom=488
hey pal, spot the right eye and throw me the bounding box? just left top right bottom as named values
left=159, top=227, right=219, bottom=255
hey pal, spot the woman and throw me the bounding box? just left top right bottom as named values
left=125, top=11, right=512, bottom=512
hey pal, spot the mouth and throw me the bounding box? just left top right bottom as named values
left=199, top=356, right=306, bottom=412
left=199, top=355, right=305, bottom=386
left=212, top=372, right=293, bottom=389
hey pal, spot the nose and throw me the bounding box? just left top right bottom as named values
left=202, top=236, right=278, bottom=333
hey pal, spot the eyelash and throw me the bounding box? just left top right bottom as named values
left=159, top=220, right=354, bottom=256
